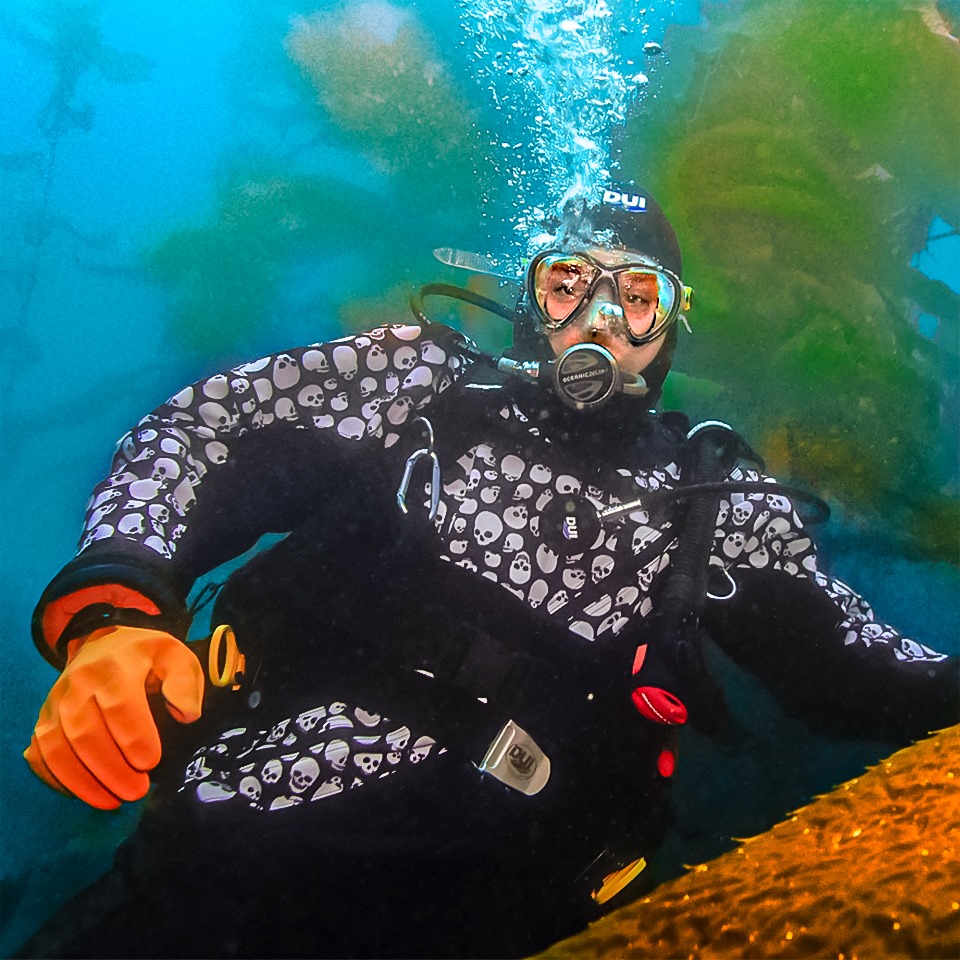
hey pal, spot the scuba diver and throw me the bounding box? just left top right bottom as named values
left=21, top=185, right=958, bottom=959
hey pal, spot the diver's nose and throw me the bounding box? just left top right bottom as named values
left=588, top=299, right=625, bottom=335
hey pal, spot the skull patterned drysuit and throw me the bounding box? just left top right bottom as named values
left=26, top=321, right=959, bottom=959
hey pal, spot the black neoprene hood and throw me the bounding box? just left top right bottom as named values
left=553, top=184, right=683, bottom=278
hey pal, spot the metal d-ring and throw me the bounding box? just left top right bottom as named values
left=396, top=416, right=441, bottom=521
left=706, top=565, right=737, bottom=601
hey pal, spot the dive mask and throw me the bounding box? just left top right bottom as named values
left=410, top=245, right=693, bottom=412
left=528, top=250, right=690, bottom=346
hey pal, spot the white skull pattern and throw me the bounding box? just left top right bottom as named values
left=273, top=355, right=301, bottom=390
left=393, top=346, right=417, bottom=370
left=332, top=345, right=359, bottom=380
left=591, top=554, right=614, bottom=583
left=409, top=736, right=436, bottom=763
left=325, top=740, right=350, bottom=771
left=509, top=552, right=532, bottom=585
left=289, top=757, right=321, bottom=794
left=354, top=753, right=383, bottom=775
left=385, top=726, right=410, bottom=751
left=473, top=511, right=503, bottom=545
left=239, top=776, right=262, bottom=803
left=500, top=455, right=525, bottom=482
left=261, top=759, right=283, bottom=784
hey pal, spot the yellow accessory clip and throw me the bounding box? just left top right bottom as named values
left=591, top=856, right=648, bottom=905
left=208, top=624, right=246, bottom=690
left=680, top=286, right=694, bottom=333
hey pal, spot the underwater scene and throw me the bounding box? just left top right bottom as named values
left=1, top=0, right=958, bottom=956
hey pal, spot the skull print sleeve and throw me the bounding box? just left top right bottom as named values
left=32, top=323, right=474, bottom=666
left=702, top=467, right=959, bottom=741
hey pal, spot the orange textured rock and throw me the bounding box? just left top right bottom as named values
left=536, top=726, right=960, bottom=959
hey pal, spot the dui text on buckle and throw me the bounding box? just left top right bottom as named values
left=478, top=719, right=551, bottom=796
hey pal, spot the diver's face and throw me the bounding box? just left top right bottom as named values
left=542, top=247, right=666, bottom=377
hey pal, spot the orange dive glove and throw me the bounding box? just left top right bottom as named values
left=24, top=625, right=204, bottom=810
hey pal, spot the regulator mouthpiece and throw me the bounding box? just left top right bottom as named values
left=497, top=343, right=648, bottom=411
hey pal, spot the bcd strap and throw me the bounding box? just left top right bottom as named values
left=647, top=422, right=758, bottom=743
left=400, top=614, right=563, bottom=716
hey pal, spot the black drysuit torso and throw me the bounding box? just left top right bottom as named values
left=25, top=321, right=958, bottom=960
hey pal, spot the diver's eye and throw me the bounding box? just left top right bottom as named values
left=553, top=278, right=581, bottom=297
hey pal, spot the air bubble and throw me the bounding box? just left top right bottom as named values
left=460, top=0, right=657, bottom=261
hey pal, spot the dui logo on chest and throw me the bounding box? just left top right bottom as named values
left=539, top=494, right=603, bottom=556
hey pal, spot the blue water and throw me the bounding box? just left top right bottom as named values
left=911, top=215, right=960, bottom=339
left=456, top=0, right=700, bottom=263
left=1, top=1, right=957, bottom=954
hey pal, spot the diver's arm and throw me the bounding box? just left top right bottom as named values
left=703, top=567, right=958, bottom=743
left=703, top=471, right=958, bottom=742
left=26, top=321, right=473, bottom=807
left=32, top=322, right=473, bottom=669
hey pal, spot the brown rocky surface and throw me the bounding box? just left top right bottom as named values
left=536, top=725, right=959, bottom=959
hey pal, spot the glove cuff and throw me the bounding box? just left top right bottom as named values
left=33, top=553, right=190, bottom=669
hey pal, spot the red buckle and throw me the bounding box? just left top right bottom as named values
left=631, top=686, right=688, bottom=725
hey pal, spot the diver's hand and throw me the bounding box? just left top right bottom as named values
left=24, top=625, right=204, bottom=809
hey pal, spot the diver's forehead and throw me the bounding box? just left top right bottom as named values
left=566, top=245, right=658, bottom=268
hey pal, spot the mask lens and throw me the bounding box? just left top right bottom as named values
left=618, top=269, right=673, bottom=339
left=534, top=256, right=598, bottom=324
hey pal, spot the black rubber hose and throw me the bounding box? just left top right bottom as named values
left=410, top=283, right=517, bottom=326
